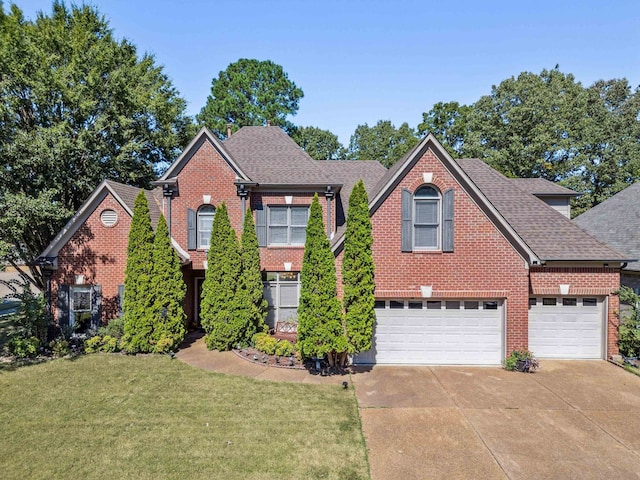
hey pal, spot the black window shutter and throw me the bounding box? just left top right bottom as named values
left=255, top=204, right=267, bottom=247
left=187, top=208, right=196, bottom=250
left=401, top=189, right=413, bottom=252
left=443, top=188, right=454, bottom=252
left=57, top=284, right=69, bottom=327
left=117, top=284, right=125, bottom=316
left=91, top=285, right=102, bottom=330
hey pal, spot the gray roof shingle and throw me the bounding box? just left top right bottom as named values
left=314, top=160, right=387, bottom=203
left=457, top=159, right=628, bottom=262
left=574, top=182, right=640, bottom=270
left=510, top=178, right=578, bottom=197
left=105, top=180, right=162, bottom=228
left=223, top=126, right=332, bottom=185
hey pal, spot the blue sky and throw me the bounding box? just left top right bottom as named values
left=12, top=0, right=640, bottom=145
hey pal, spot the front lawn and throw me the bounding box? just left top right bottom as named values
left=0, top=355, right=369, bottom=480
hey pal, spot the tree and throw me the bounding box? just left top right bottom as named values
left=418, top=101, right=472, bottom=156
left=200, top=203, right=241, bottom=350
left=342, top=180, right=375, bottom=356
left=0, top=3, right=192, bottom=289
left=564, top=79, right=640, bottom=216
left=197, top=58, right=303, bottom=138
left=232, top=211, right=268, bottom=345
left=464, top=68, right=585, bottom=180
left=292, top=126, right=345, bottom=160
left=297, top=194, right=347, bottom=366
left=347, top=120, right=419, bottom=167
left=121, top=191, right=155, bottom=353
left=149, top=215, right=187, bottom=353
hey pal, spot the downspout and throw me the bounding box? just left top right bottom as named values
left=324, top=186, right=334, bottom=238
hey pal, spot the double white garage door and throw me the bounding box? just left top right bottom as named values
left=354, top=296, right=605, bottom=365
left=354, top=299, right=504, bottom=365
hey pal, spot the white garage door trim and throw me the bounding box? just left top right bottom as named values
left=528, top=296, right=605, bottom=359
left=354, top=299, right=504, bottom=365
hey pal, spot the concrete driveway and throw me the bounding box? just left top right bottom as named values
left=351, top=361, right=640, bottom=480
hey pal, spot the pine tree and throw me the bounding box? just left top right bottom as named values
left=122, top=191, right=155, bottom=353
left=297, top=194, right=347, bottom=365
left=200, top=203, right=241, bottom=350
left=342, top=180, right=375, bottom=355
left=232, top=211, right=268, bottom=345
left=149, top=215, right=187, bottom=353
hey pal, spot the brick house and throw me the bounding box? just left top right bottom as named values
left=40, top=126, right=630, bottom=364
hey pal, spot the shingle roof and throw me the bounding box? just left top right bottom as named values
left=457, top=159, right=628, bottom=262
left=105, top=180, right=162, bottom=228
left=223, top=126, right=332, bottom=185
left=510, top=178, right=578, bottom=197
left=314, top=160, right=387, bottom=203
left=573, top=182, right=640, bottom=270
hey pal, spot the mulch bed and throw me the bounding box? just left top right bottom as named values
left=232, top=346, right=350, bottom=376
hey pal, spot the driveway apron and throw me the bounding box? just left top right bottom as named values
left=351, top=361, right=640, bottom=480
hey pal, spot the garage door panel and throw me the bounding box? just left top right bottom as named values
left=529, top=297, right=603, bottom=359
left=354, top=300, right=503, bottom=365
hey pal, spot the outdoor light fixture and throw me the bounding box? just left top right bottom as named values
left=253, top=354, right=258, bottom=361
left=288, top=356, right=295, bottom=366
left=262, top=355, right=267, bottom=363
left=342, top=381, right=349, bottom=390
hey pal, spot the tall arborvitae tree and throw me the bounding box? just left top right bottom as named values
left=122, top=191, right=155, bottom=353
left=149, top=215, right=187, bottom=353
left=297, top=194, right=347, bottom=366
left=232, top=211, right=268, bottom=345
left=200, top=203, right=241, bottom=350
left=342, top=180, right=375, bottom=356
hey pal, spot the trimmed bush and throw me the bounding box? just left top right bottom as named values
left=8, top=336, right=40, bottom=358
left=101, top=335, right=119, bottom=353
left=98, top=316, right=125, bottom=339
left=343, top=179, right=375, bottom=356
left=121, top=191, right=155, bottom=353
left=84, top=336, right=102, bottom=353
left=297, top=194, right=347, bottom=364
left=275, top=340, right=294, bottom=357
left=201, top=203, right=241, bottom=350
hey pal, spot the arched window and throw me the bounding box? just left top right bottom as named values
left=197, top=205, right=215, bottom=249
left=414, top=185, right=441, bottom=249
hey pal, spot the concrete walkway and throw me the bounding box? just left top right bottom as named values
left=177, top=336, right=640, bottom=480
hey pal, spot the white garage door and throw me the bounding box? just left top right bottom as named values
left=528, top=297, right=604, bottom=359
left=354, top=299, right=504, bottom=365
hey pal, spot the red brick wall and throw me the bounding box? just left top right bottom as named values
left=169, top=139, right=242, bottom=270
left=52, top=193, right=130, bottom=325
left=370, top=148, right=531, bottom=354
left=251, top=192, right=333, bottom=272
left=530, top=266, right=621, bottom=358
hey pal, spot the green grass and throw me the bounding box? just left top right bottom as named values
left=624, top=363, right=640, bottom=377
left=0, top=355, right=369, bottom=480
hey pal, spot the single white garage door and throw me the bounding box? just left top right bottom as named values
left=528, top=297, right=604, bottom=359
left=354, top=299, right=504, bottom=365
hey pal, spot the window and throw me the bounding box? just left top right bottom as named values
left=262, top=272, right=301, bottom=329
left=562, top=298, right=577, bottom=306
left=268, top=206, right=308, bottom=245
left=464, top=301, right=479, bottom=310
left=583, top=298, right=598, bottom=307
left=483, top=301, right=498, bottom=310
left=390, top=301, right=404, bottom=309
left=374, top=300, right=386, bottom=309
left=70, top=285, right=92, bottom=330
left=542, top=298, right=557, bottom=306
left=414, top=186, right=440, bottom=249
left=197, top=205, right=215, bottom=249
left=402, top=186, right=454, bottom=253
left=445, top=301, right=460, bottom=310
left=426, top=301, right=442, bottom=310
left=408, top=301, right=423, bottom=309
left=529, top=298, right=537, bottom=307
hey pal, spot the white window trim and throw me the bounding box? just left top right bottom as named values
left=197, top=205, right=215, bottom=249
left=267, top=205, right=308, bottom=246
left=413, top=187, right=441, bottom=251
